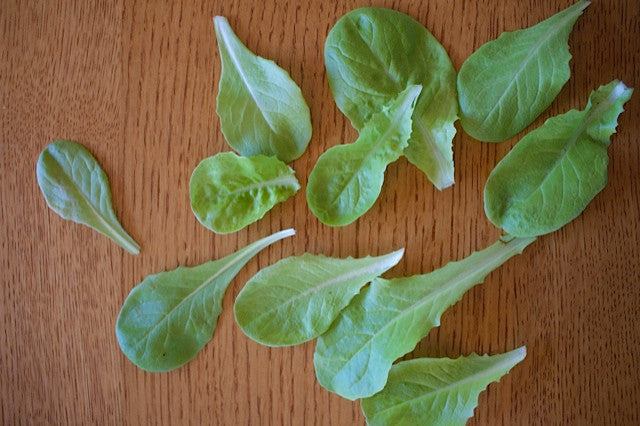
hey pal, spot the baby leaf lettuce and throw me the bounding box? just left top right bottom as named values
left=485, top=80, right=633, bottom=237
left=457, top=0, right=589, bottom=142
left=214, top=16, right=312, bottom=162
left=325, top=7, right=458, bottom=189
left=307, top=85, right=421, bottom=226
left=234, top=249, right=404, bottom=346
left=116, top=229, right=294, bottom=372
left=36, top=140, right=140, bottom=254
left=360, top=347, right=526, bottom=426
left=314, top=236, right=534, bottom=400
left=190, top=152, right=300, bottom=234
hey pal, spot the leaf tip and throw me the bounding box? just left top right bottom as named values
left=565, top=0, right=590, bottom=16
left=271, top=228, right=296, bottom=242
left=433, top=172, right=455, bottom=190
left=611, top=80, right=633, bottom=100
left=282, top=228, right=296, bottom=237
left=386, top=248, right=405, bottom=266
left=576, top=0, right=591, bottom=11
left=127, top=243, right=141, bottom=255
left=213, top=16, right=230, bottom=36
left=406, top=84, right=423, bottom=101
left=511, top=345, right=527, bottom=363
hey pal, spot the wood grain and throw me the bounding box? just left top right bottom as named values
left=1, top=0, right=639, bottom=424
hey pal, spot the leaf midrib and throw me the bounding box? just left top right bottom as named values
left=47, top=153, right=136, bottom=252
left=225, top=174, right=298, bottom=197
left=217, top=18, right=277, bottom=133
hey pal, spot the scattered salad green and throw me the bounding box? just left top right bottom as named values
left=190, top=152, right=300, bottom=234
left=306, top=85, right=421, bottom=226
left=361, top=347, right=527, bottom=426
left=36, top=4, right=634, bottom=425
left=116, top=229, right=294, bottom=372
left=485, top=80, right=632, bottom=237
left=458, top=0, right=590, bottom=142
left=214, top=16, right=312, bottom=162
left=36, top=140, right=140, bottom=254
left=325, top=7, right=458, bottom=189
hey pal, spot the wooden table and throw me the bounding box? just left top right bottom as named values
left=2, top=0, right=639, bottom=424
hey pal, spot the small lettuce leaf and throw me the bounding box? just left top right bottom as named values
left=361, top=347, right=526, bottom=426
left=325, top=7, right=458, bottom=189
left=190, top=152, right=300, bottom=234
left=214, top=16, right=312, bottom=162
left=116, top=229, right=295, bottom=372
left=307, top=85, right=421, bottom=226
left=36, top=139, right=140, bottom=254
left=485, top=80, right=633, bottom=237
left=234, top=249, right=404, bottom=347
left=458, top=0, right=590, bottom=142
left=314, top=236, right=534, bottom=400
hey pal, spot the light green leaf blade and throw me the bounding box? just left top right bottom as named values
left=190, top=152, right=300, bottom=234
left=458, top=0, right=589, bottom=142
left=36, top=139, right=140, bottom=254
left=234, top=248, right=404, bottom=347
left=325, top=7, right=458, bottom=189
left=485, top=80, right=633, bottom=237
left=214, top=16, right=312, bottom=163
left=116, top=228, right=294, bottom=372
left=314, top=236, right=534, bottom=400
left=361, top=347, right=526, bottom=426
left=307, top=85, right=421, bottom=226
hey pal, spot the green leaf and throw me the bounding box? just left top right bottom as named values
left=115, top=229, right=294, bottom=372
left=458, top=0, right=589, bottom=142
left=325, top=7, right=458, bottom=189
left=190, top=152, right=300, bottom=234
left=214, top=16, right=312, bottom=163
left=314, top=236, right=534, bottom=400
left=234, top=248, right=404, bottom=347
left=361, top=347, right=526, bottom=426
left=307, top=85, right=421, bottom=226
left=485, top=80, right=633, bottom=237
left=36, top=140, right=140, bottom=254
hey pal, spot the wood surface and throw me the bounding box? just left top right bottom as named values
left=1, top=0, right=639, bottom=424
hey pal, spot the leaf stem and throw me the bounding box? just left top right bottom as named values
left=109, top=227, right=140, bottom=255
